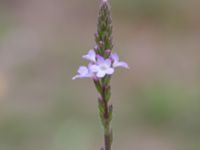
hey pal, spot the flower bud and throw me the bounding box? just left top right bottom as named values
left=105, top=49, right=111, bottom=58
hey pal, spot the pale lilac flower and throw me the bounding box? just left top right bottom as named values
left=82, top=49, right=96, bottom=63
left=72, top=66, right=93, bottom=80
left=90, top=55, right=114, bottom=78
left=111, top=53, right=129, bottom=69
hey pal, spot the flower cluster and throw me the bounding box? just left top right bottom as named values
left=72, top=49, right=129, bottom=80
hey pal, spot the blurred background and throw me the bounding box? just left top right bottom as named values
left=0, top=0, right=200, bottom=150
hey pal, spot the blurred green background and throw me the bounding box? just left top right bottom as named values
left=0, top=0, right=200, bottom=150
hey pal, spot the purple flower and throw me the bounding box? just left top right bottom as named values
left=73, top=50, right=128, bottom=80
left=72, top=66, right=93, bottom=80
left=82, top=49, right=96, bottom=63
left=90, top=55, right=114, bottom=78
left=111, top=53, right=129, bottom=69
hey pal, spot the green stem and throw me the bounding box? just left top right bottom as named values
left=94, top=78, right=113, bottom=150
left=101, top=81, right=113, bottom=150
left=103, top=103, right=112, bottom=150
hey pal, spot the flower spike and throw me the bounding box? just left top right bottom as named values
left=72, top=0, right=129, bottom=150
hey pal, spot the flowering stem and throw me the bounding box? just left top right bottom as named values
left=94, top=77, right=113, bottom=150
left=94, top=1, right=114, bottom=150
left=73, top=0, right=129, bottom=149
left=102, top=81, right=112, bottom=150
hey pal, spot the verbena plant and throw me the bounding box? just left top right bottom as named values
left=73, top=0, right=128, bottom=149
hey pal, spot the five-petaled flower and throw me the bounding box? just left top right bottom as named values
left=72, top=49, right=128, bottom=80
left=90, top=55, right=114, bottom=78
left=111, top=53, right=129, bottom=69
left=72, top=65, right=93, bottom=80
left=82, top=49, right=96, bottom=63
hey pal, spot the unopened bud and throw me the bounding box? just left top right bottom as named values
left=105, top=49, right=111, bottom=57
left=99, top=41, right=104, bottom=48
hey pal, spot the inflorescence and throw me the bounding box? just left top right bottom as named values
left=72, top=49, right=129, bottom=80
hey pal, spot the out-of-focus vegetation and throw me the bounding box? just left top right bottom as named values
left=0, top=0, right=200, bottom=150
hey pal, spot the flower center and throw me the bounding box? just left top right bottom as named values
left=99, top=64, right=107, bottom=71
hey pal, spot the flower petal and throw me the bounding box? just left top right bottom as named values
left=105, top=59, right=112, bottom=66
left=96, top=70, right=106, bottom=78
left=106, top=68, right=114, bottom=75
left=82, top=49, right=96, bottom=62
left=111, top=53, right=119, bottom=62
left=72, top=75, right=80, bottom=80
left=72, top=65, right=94, bottom=80
left=114, top=61, right=129, bottom=69
left=96, top=55, right=105, bottom=64
left=89, top=64, right=99, bottom=73
left=77, top=66, right=89, bottom=75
